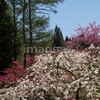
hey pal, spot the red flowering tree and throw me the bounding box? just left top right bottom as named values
left=66, top=22, right=100, bottom=50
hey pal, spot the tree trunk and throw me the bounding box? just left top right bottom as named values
left=23, top=0, right=26, bottom=68
left=29, top=0, right=35, bottom=56
left=13, top=0, right=17, bottom=61
left=29, top=0, right=32, bottom=46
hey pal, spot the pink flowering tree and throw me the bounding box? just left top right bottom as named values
left=66, top=22, right=100, bottom=50
left=0, top=55, right=37, bottom=88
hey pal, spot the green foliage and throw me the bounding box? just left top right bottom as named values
left=45, top=90, right=55, bottom=100
left=85, top=63, right=91, bottom=69
left=53, top=25, right=65, bottom=47
left=33, top=27, right=54, bottom=50
left=97, top=87, right=100, bottom=93
left=0, top=0, right=22, bottom=71
left=80, top=97, right=87, bottom=100
left=0, top=0, right=14, bottom=70
left=52, top=65, right=57, bottom=69
left=80, top=89, right=85, bottom=93
left=17, top=5, right=54, bottom=51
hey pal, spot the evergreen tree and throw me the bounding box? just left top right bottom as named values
left=53, top=25, right=65, bottom=47
left=0, top=0, right=21, bottom=74
left=0, top=0, right=13, bottom=71
left=65, top=35, right=71, bottom=42
left=65, top=35, right=69, bottom=42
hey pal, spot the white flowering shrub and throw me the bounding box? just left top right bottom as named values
left=0, top=44, right=100, bottom=100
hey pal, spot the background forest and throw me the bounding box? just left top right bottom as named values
left=0, top=0, right=65, bottom=71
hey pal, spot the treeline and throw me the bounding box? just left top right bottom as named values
left=0, top=0, right=65, bottom=74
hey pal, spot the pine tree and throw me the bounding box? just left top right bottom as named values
left=16, top=0, right=64, bottom=47
left=53, top=25, right=65, bottom=47
left=0, top=0, right=21, bottom=74
left=35, top=30, right=53, bottom=53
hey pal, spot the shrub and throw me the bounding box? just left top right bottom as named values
left=0, top=55, right=37, bottom=88
left=24, top=56, right=36, bottom=66
left=0, top=61, right=26, bottom=88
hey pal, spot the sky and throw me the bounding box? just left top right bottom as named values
left=48, top=0, right=100, bottom=39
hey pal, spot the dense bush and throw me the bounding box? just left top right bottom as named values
left=0, top=61, right=26, bottom=88
left=66, top=22, right=100, bottom=50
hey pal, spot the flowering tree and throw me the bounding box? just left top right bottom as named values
left=66, top=22, right=100, bottom=50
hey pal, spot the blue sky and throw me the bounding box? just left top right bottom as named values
left=48, top=0, right=100, bottom=39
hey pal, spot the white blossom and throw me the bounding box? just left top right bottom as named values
left=86, top=92, right=92, bottom=98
